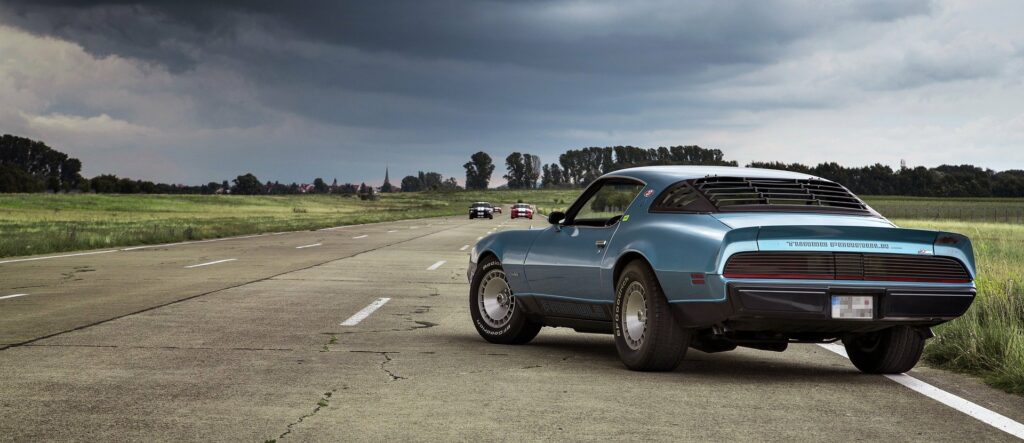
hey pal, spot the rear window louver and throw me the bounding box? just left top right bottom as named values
left=651, top=177, right=871, bottom=214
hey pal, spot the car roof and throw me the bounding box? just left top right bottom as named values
left=601, top=166, right=827, bottom=188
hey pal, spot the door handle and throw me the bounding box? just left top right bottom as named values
left=595, top=240, right=608, bottom=248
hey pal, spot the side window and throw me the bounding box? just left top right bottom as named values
left=569, top=180, right=645, bottom=226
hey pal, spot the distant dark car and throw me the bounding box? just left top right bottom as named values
left=492, top=204, right=502, bottom=214
left=510, top=203, right=533, bottom=219
left=469, top=202, right=494, bottom=219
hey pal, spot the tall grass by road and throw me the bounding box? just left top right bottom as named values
left=896, top=219, right=1024, bottom=394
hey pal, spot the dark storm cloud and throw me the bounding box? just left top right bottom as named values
left=7, top=0, right=1016, bottom=183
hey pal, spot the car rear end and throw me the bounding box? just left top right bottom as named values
left=708, top=225, right=976, bottom=333
left=469, top=203, right=493, bottom=219
left=511, top=204, right=533, bottom=219
left=651, top=175, right=976, bottom=359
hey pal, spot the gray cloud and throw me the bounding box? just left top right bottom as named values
left=0, top=0, right=1021, bottom=184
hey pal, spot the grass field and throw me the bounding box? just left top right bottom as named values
left=1, top=192, right=1021, bottom=392
left=896, top=219, right=1024, bottom=393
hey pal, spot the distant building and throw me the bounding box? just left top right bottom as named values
left=380, top=166, right=394, bottom=193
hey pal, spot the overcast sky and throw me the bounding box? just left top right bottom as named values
left=1, top=0, right=1022, bottom=185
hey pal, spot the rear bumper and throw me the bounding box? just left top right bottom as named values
left=671, top=282, right=975, bottom=332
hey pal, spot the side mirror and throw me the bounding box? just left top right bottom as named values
left=547, top=211, right=565, bottom=226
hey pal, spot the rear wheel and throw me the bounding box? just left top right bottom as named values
left=613, top=261, right=690, bottom=371
left=470, top=256, right=541, bottom=344
left=842, top=326, right=925, bottom=374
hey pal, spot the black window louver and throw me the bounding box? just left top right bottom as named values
left=650, top=176, right=872, bottom=215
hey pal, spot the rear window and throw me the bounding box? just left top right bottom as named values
left=650, top=177, right=872, bottom=215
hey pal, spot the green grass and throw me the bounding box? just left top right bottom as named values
left=895, top=219, right=1024, bottom=393
left=0, top=191, right=583, bottom=258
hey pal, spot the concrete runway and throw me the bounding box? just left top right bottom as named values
left=1, top=215, right=1022, bottom=441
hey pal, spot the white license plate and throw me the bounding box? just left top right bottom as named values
left=831, top=295, right=874, bottom=319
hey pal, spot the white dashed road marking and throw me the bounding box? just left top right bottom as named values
left=460, top=245, right=469, bottom=251
left=427, top=260, right=446, bottom=271
left=0, top=293, right=28, bottom=301
left=295, top=243, right=322, bottom=249
left=0, top=250, right=117, bottom=265
left=184, top=259, right=237, bottom=269
left=818, top=343, right=1024, bottom=439
left=340, top=298, right=391, bottom=326
left=352, top=235, right=368, bottom=239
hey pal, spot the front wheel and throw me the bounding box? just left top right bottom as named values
left=842, top=326, right=925, bottom=374
left=613, top=261, right=690, bottom=371
left=470, top=256, right=541, bottom=344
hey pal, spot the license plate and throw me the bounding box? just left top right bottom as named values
left=831, top=295, right=874, bottom=319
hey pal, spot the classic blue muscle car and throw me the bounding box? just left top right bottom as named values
left=468, top=166, right=976, bottom=372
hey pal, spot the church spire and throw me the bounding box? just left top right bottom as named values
left=381, top=165, right=393, bottom=192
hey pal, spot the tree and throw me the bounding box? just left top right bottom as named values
left=1, top=134, right=85, bottom=192
left=418, top=171, right=443, bottom=190
left=401, top=175, right=422, bottom=192
left=313, top=177, right=328, bottom=194
left=524, top=154, right=541, bottom=188
left=504, top=152, right=527, bottom=189
left=90, top=174, right=119, bottom=193
left=232, top=173, right=262, bottom=195
left=464, top=151, right=495, bottom=190
left=441, top=177, right=461, bottom=191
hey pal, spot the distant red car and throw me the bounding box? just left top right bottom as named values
left=510, top=203, right=533, bottom=219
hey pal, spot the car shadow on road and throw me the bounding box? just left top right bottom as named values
left=450, top=332, right=873, bottom=384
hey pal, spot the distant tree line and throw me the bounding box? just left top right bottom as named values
left=4, top=133, right=1024, bottom=197
left=0, top=134, right=460, bottom=196
left=400, top=171, right=460, bottom=192
left=746, top=161, right=1024, bottom=198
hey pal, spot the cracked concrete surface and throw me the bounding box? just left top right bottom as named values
left=1, top=216, right=1023, bottom=441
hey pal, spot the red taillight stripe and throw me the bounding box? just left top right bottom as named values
left=724, top=273, right=970, bottom=283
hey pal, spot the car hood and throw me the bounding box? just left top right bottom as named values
left=711, top=213, right=895, bottom=229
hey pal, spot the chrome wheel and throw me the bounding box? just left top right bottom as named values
left=478, top=269, right=514, bottom=328
left=622, top=281, right=647, bottom=350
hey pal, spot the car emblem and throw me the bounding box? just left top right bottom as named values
left=918, top=249, right=933, bottom=255
left=643, top=189, right=655, bottom=197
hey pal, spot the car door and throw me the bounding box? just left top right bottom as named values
left=523, top=178, right=646, bottom=301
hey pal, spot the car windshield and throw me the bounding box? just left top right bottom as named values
left=513, top=204, right=530, bottom=209
left=471, top=203, right=491, bottom=208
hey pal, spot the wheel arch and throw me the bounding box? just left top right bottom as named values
left=613, top=250, right=656, bottom=286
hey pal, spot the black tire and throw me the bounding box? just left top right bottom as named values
left=470, top=256, right=541, bottom=345
left=613, top=261, right=690, bottom=371
left=842, top=326, right=925, bottom=374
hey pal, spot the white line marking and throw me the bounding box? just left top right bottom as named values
left=352, top=235, right=368, bottom=239
left=427, top=260, right=446, bottom=271
left=340, top=298, right=391, bottom=326
left=0, top=250, right=116, bottom=265
left=121, top=234, right=266, bottom=251
left=410, top=226, right=419, bottom=229
left=476, top=236, right=483, bottom=241
left=818, top=343, right=1024, bottom=439
left=387, top=230, right=398, bottom=233
left=460, top=245, right=469, bottom=251
left=184, top=258, right=237, bottom=269
left=0, top=293, right=28, bottom=300
left=295, top=243, right=322, bottom=249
